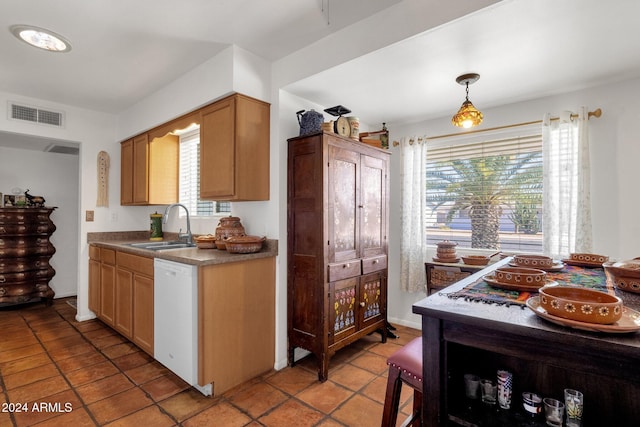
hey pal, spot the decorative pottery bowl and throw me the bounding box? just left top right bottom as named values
left=569, top=253, right=609, bottom=264
left=603, top=258, right=640, bottom=294
left=436, top=240, right=458, bottom=258
left=513, top=254, right=554, bottom=269
left=194, top=234, right=217, bottom=249
left=538, top=286, right=623, bottom=324
left=224, top=235, right=266, bottom=254
left=494, top=267, right=547, bottom=285
left=461, top=255, right=491, bottom=266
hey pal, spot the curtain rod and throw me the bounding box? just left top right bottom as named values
left=392, top=108, right=602, bottom=146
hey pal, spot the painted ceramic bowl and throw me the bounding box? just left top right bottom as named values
left=569, top=253, right=609, bottom=264
left=195, top=234, right=217, bottom=249
left=494, top=267, right=546, bottom=286
left=461, top=255, right=490, bottom=266
left=539, top=286, right=623, bottom=324
left=224, top=235, right=266, bottom=254
left=603, top=258, right=640, bottom=294
left=513, top=254, right=554, bottom=269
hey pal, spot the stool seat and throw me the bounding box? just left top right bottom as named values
left=381, top=337, right=423, bottom=427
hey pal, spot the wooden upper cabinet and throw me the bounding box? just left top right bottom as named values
left=120, top=133, right=179, bottom=205
left=120, top=93, right=269, bottom=205
left=120, top=139, right=134, bottom=205
left=200, top=93, right=270, bottom=201
left=132, top=134, right=150, bottom=204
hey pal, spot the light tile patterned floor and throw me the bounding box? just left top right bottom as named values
left=0, top=298, right=420, bottom=426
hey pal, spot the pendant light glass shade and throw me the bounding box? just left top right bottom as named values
left=451, top=73, right=483, bottom=128
left=452, top=99, right=483, bottom=128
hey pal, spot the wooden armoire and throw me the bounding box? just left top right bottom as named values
left=287, top=131, right=390, bottom=381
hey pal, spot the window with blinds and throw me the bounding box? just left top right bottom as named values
left=179, top=129, right=231, bottom=216
left=426, top=130, right=543, bottom=252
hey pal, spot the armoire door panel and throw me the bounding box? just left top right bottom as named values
left=359, top=271, right=386, bottom=330
left=328, top=145, right=359, bottom=263
left=360, top=154, right=387, bottom=259
left=329, top=277, right=359, bottom=344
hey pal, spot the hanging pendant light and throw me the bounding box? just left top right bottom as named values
left=451, top=73, right=483, bottom=128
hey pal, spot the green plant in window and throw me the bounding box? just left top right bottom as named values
left=508, top=199, right=541, bottom=234
left=427, top=153, right=542, bottom=249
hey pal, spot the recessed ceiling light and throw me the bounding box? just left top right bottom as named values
left=10, top=25, right=72, bottom=53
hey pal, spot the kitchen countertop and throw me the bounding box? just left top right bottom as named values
left=88, top=231, right=278, bottom=266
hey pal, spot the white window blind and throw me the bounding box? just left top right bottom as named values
left=179, top=130, right=230, bottom=216
left=426, top=130, right=543, bottom=252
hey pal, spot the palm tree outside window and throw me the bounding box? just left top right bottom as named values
left=426, top=130, right=543, bottom=252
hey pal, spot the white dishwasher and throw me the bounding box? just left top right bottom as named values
left=154, top=258, right=212, bottom=396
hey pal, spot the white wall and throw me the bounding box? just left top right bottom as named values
left=0, top=91, right=130, bottom=320
left=0, top=146, right=79, bottom=298
left=384, top=77, right=640, bottom=329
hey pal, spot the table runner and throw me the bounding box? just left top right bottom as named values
left=445, top=264, right=609, bottom=307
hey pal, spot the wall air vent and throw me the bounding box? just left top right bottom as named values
left=8, top=102, right=65, bottom=128
left=44, top=143, right=79, bottom=155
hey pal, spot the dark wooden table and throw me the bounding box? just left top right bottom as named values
left=412, top=258, right=640, bottom=426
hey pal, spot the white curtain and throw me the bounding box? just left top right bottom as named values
left=542, top=107, right=593, bottom=259
left=399, top=136, right=428, bottom=292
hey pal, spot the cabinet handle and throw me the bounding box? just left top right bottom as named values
left=0, top=277, right=5, bottom=283
left=359, top=302, right=365, bottom=307
left=343, top=263, right=350, bottom=269
left=373, top=259, right=379, bottom=264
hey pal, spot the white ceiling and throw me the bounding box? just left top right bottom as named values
left=0, top=0, right=402, bottom=114
left=284, top=0, right=640, bottom=126
left=1, top=0, right=639, bottom=142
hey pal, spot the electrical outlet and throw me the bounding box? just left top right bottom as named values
left=86, top=210, right=94, bottom=222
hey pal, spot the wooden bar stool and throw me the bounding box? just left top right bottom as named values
left=381, top=337, right=423, bottom=427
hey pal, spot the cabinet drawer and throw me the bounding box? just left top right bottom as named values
left=328, top=260, right=361, bottom=282
left=89, top=245, right=100, bottom=260
left=362, top=255, right=387, bottom=274
left=101, top=248, right=116, bottom=265
left=116, top=251, right=153, bottom=277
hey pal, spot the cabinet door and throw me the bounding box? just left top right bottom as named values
left=360, top=154, right=387, bottom=259
left=200, top=96, right=235, bottom=199
left=120, top=139, right=134, bottom=205
left=329, top=276, right=359, bottom=345
left=100, top=263, right=116, bottom=326
left=115, top=268, right=133, bottom=338
left=88, top=258, right=101, bottom=315
left=132, top=134, right=149, bottom=204
left=132, top=274, right=153, bottom=355
left=328, top=144, right=360, bottom=263
left=359, top=271, right=386, bottom=330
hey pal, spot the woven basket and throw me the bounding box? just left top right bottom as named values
left=431, top=269, right=471, bottom=287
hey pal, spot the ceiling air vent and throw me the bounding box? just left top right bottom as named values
left=8, top=102, right=65, bottom=128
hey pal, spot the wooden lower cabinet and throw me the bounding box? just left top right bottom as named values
left=89, top=246, right=154, bottom=355
left=132, top=274, right=154, bottom=354
left=88, top=245, right=276, bottom=392
left=115, top=268, right=134, bottom=337
left=99, top=249, right=116, bottom=326
left=88, top=246, right=101, bottom=314
left=198, top=257, right=275, bottom=395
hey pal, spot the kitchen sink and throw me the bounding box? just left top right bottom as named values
left=127, top=241, right=195, bottom=251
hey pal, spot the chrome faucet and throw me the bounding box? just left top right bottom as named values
left=163, top=203, right=193, bottom=245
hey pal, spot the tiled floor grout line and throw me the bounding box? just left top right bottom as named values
left=2, top=300, right=420, bottom=426
left=59, top=312, right=181, bottom=426
left=24, top=306, right=103, bottom=427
